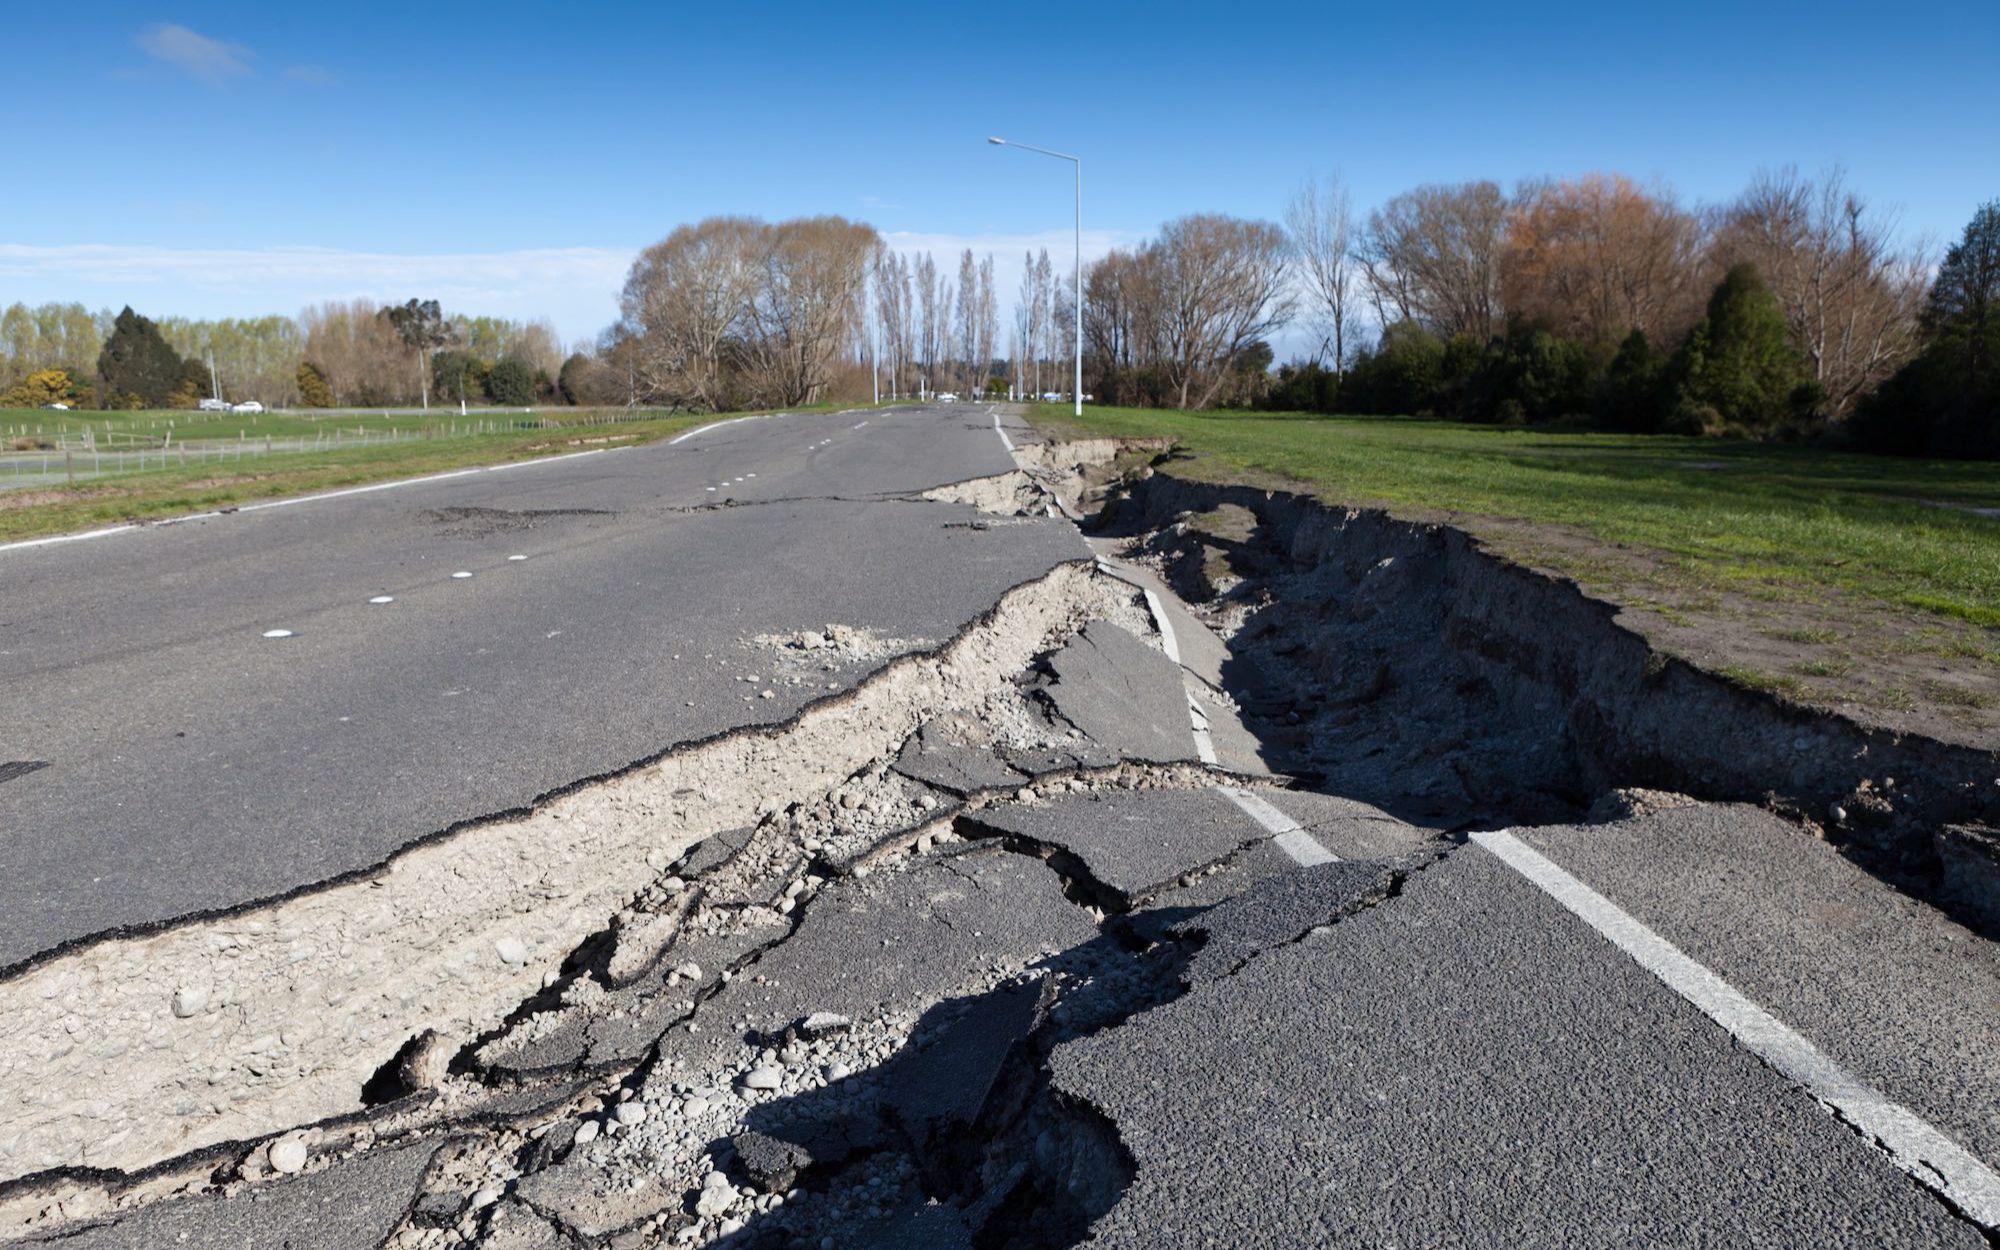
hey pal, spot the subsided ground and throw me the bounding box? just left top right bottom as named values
left=0, top=403, right=905, bottom=544
left=1026, top=403, right=2000, bottom=749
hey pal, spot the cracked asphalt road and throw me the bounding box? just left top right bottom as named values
left=5, top=406, right=1997, bottom=1249
left=0, top=405, right=1064, bottom=961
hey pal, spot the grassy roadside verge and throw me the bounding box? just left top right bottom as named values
left=0, top=403, right=887, bottom=544
left=1024, top=403, right=2000, bottom=741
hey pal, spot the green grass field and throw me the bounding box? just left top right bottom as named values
left=0, top=402, right=894, bottom=544
left=1027, top=404, right=2000, bottom=627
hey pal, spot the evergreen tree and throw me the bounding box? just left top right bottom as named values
left=1852, top=200, right=2000, bottom=456
left=1925, top=201, right=2000, bottom=403
left=1597, top=329, right=1666, bottom=431
left=558, top=353, right=589, bottom=406
left=1669, top=265, right=1811, bottom=435
left=96, top=307, right=184, bottom=408
left=297, top=361, right=335, bottom=408
left=485, top=355, right=535, bottom=406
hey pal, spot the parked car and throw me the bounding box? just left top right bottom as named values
left=937, top=392, right=960, bottom=404
left=40, top=402, right=69, bottom=411
left=198, top=397, right=230, bottom=412
left=230, top=401, right=266, bottom=414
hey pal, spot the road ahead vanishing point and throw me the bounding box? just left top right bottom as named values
left=1, top=404, right=1995, bottom=1249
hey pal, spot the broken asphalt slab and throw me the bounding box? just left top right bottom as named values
left=17, top=1141, right=440, bottom=1249
left=964, top=786, right=1290, bottom=910
left=1035, top=621, right=1198, bottom=764
left=890, top=721, right=1030, bottom=796
left=651, top=846, right=1098, bottom=1074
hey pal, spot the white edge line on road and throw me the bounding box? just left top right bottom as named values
left=991, top=407, right=1016, bottom=453
left=1185, top=694, right=1220, bottom=766
left=1141, top=588, right=1183, bottom=666
left=0, top=523, right=140, bottom=553
left=1471, top=828, right=2000, bottom=1232
left=1219, top=786, right=1338, bottom=866
left=668, top=414, right=757, bottom=445
left=1136, top=584, right=1220, bottom=765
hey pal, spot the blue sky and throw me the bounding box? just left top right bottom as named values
left=4, top=0, right=1995, bottom=344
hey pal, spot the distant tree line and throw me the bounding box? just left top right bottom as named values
left=9, top=169, right=1991, bottom=454
left=1228, top=169, right=1994, bottom=457
left=0, top=298, right=568, bottom=411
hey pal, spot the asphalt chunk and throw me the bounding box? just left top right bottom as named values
left=966, top=787, right=1274, bottom=910
left=18, top=1141, right=438, bottom=1249
left=1036, top=621, right=1197, bottom=763
left=654, top=847, right=1098, bottom=1072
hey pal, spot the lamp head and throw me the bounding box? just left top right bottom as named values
left=987, top=137, right=1005, bottom=145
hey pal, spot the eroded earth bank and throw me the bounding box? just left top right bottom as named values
left=2, top=417, right=1997, bottom=1249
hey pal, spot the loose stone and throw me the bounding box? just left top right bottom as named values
left=266, top=1137, right=308, bottom=1174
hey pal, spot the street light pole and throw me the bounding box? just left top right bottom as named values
left=988, top=137, right=1082, bottom=417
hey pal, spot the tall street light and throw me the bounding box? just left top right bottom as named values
left=988, top=137, right=1082, bottom=417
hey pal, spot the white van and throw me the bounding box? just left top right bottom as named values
left=231, top=401, right=266, bottom=414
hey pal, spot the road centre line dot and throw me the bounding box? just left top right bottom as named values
left=1471, top=828, right=2000, bottom=1232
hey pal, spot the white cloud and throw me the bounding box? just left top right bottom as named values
left=137, top=24, right=252, bottom=82
left=0, top=244, right=636, bottom=344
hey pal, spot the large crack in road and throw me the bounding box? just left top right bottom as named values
left=4, top=412, right=1997, bottom=1248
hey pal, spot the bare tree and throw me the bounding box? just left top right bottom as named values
left=1018, top=252, right=1042, bottom=396
left=1717, top=166, right=1929, bottom=415
left=1359, top=182, right=1507, bottom=341
left=740, top=216, right=879, bottom=406
left=1152, top=214, right=1294, bottom=409
left=915, top=253, right=943, bottom=397
left=1285, top=173, right=1358, bottom=372
left=620, top=217, right=762, bottom=410
left=975, top=254, right=997, bottom=398
left=1500, top=173, right=1709, bottom=344
left=620, top=215, right=877, bottom=410
left=955, top=249, right=979, bottom=393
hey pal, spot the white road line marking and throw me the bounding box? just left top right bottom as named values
left=507, top=554, right=527, bottom=561
left=1186, top=695, right=1220, bottom=765
left=1135, top=584, right=1218, bottom=762
left=991, top=408, right=1016, bottom=453
left=261, top=629, right=295, bottom=639
left=1218, top=786, right=1338, bottom=865
left=0, top=524, right=139, bottom=553
left=451, top=571, right=472, bottom=579
left=669, top=415, right=753, bottom=445
left=852, top=420, right=868, bottom=429
left=1472, top=828, right=2000, bottom=1231
left=1141, top=588, right=1182, bottom=666
left=368, top=596, right=394, bottom=605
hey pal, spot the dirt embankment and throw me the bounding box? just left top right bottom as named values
left=1093, top=465, right=2000, bottom=938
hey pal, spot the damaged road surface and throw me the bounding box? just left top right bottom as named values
left=4, top=409, right=2000, bottom=1248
